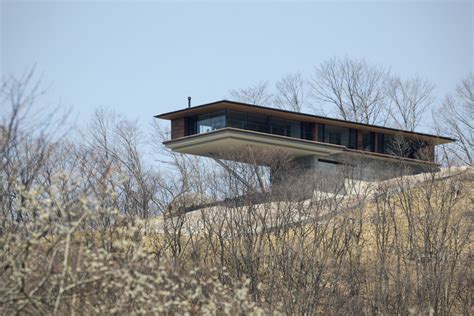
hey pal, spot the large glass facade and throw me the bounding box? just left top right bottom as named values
left=187, top=110, right=303, bottom=139
left=182, top=109, right=430, bottom=161
left=380, top=134, right=428, bottom=159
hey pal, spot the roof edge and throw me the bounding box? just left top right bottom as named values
left=155, top=99, right=456, bottom=143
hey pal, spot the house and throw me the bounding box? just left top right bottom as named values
left=156, top=100, right=455, bottom=183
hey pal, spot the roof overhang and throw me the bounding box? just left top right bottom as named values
left=163, top=128, right=345, bottom=162
left=155, top=100, right=455, bottom=145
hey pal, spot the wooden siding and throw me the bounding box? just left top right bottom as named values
left=312, top=123, right=318, bottom=141
left=171, top=118, right=186, bottom=139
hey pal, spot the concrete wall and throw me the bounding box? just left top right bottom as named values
left=270, top=153, right=440, bottom=196
left=331, top=153, right=439, bottom=181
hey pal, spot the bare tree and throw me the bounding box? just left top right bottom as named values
left=310, top=57, right=391, bottom=125
left=387, top=76, right=434, bottom=131
left=228, top=81, right=273, bottom=105
left=434, top=72, right=473, bottom=165
left=80, top=108, right=161, bottom=220
left=274, top=72, right=306, bottom=112
left=0, top=67, right=70, bottom=224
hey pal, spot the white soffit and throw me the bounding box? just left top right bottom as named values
left=164, top=128, right=345, bottom=158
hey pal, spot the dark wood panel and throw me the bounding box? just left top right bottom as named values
left=171, top=118, right=185, bottom=139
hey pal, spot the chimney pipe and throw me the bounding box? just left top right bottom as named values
left=188, top=96, right=191, bottom=108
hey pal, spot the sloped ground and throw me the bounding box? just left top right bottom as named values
left=146, top=166, right=472, bottom=314
left=2, top=166, right=472, bottom=314
left=151, top=166, right=473, bottom=233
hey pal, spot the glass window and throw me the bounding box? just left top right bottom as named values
left=349, top=128, right=358, bottom=149
left=317, top=124, right=325, bottom=142
left=328, top=131, right=341, bottom=144
left=269, top=117, right=300, bottom=138
left=185, top=109, right=316, bottom=141
left=405, top=139, right=418, bottom=159
left=362, top=132, right=375, bottom=152
left=324, top=125, right=350, bottom=146
left=196, top=110, right=225, bottom=134
left=377, top=133, right=385, bottom=153
left=301, top=122, right=313, bottom=140
left=383, top=134, right=397, bottom=155
left=383, top=134, right=412, bottom=157
left=386, top=136, right=427, bottom=159
left=289, top=121, right=301, bottom=138
left=227, top=110, right=246, bottom=129
left=226, top=110, right=301, bottom=138
left=247, top=113, right=268, bottom=133
left=186, top=116, right=197, bottom=135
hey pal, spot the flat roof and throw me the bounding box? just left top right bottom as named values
left=155, top=99, right=455, bottom=144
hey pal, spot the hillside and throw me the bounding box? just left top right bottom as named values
left=1, top=167, right=472, bottom=314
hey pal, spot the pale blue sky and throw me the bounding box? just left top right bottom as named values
left=1, top=1, right=473, bottom=132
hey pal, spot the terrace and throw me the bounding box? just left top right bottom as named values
left=156, top=100, right=455, bottom=164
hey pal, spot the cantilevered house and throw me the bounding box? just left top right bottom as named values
left=156, top=100, right=454, bottom=183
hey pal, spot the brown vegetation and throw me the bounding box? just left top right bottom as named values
left=1, top=69, right=472, bottom=315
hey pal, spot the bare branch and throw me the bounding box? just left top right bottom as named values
left=274, top=72, right=306, bottom=112
left=387, top=75, right=434, bottom=131
left=228, top=81, right=273, bottom=105
left=434, top=72, right=473, bottom=165
left=310, top=57, right=390, bottom=125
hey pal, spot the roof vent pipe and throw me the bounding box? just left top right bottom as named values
left=188, top=96, right=191, bottom=108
